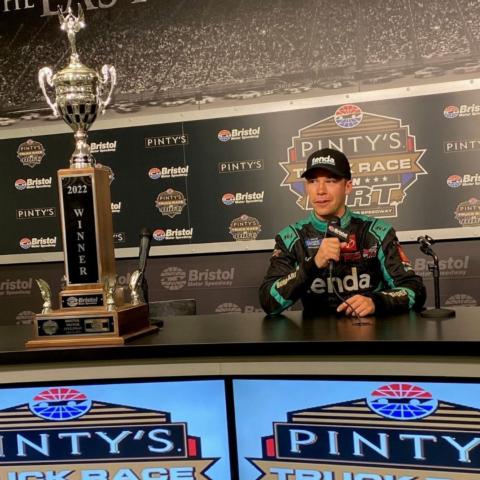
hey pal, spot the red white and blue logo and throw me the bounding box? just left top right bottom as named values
left=148, top=167, right=161, bottom=180
left=218, top=129, right=232, bottom=142
left=19, top=237, right=32, bottom=249
left=222, top=193, right=235, bottom=205
left=334, top=104, right=363, bottom=128
left=153, top=228, right=166, bottom=241
left=444, top=105, right=459, bottom=119
left=367, top=383, right=438, bottom=420
left=29, top=387, right=92, bottom=421
left=15, top=179, right=27, bottom=190
left=447, top=174, right=462, bottom=188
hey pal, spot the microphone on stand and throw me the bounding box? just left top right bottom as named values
left=138, top=227, right=152, bottom=305
left=417, top=235, right=435, bottom=256
left=416, top=234, right=455, bottom=319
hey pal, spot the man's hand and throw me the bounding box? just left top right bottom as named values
left=337, top=294, right=375, bottom=317
left=314, top=238, right=343, bottom=269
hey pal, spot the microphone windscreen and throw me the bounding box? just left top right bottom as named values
left=327, top=216, right=349, bottom=241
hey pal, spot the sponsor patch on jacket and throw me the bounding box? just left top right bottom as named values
left=362, top=245, right=378, bottom=259
left=396, top=243, right=414, bottom=270
left=341, top=251, right=362, bottom=262
left=396, top=243, right=410, bottom=262
left=381, top=289, right=408, bottom=298
left=305, top=238, right=322, bottom=249
left=271, top=248, right=283, bottom=258
left=341, top=234, right=357, bottom=252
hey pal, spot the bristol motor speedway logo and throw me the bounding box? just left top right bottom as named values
left=247, top=382, right=480, bottom=480
left=217, top=127, right=261, bottom=142
left=19, top=236, right=57, bottom=249
left=0, top=385, right=224, bottom=479
left=444, top=103, right=480, bottom=118
left=280, top=104, right=427, bottom=218
left=15, top=177, right=53, bottom=190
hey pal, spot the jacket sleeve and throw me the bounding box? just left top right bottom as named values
left=368, top=224, right=426, bottom=314
left=259, top=229, right=320, bottom=315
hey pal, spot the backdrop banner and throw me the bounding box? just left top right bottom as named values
left=2, top=89, right=480, bottom=262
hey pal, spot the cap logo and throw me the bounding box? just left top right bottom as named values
left=311, top=155, right=335, bottom=166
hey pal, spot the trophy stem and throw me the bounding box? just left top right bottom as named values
left=71, top=129, right=95, bottom=168
left=70, top=53, right=81, bottom=65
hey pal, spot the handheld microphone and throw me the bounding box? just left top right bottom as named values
left=138, top=227, right=153, bottom=274
left=326, top=216, right=348, bottom=276
left=327, top=217, right=349, bottom=242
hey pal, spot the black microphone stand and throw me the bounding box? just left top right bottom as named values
left=138, top=228, right=152, bottom=306
left=418, top=238, right=455, bottom=319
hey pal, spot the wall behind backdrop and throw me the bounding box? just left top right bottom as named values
left=0, top=0, right=479, bottom=323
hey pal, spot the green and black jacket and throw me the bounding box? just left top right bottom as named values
left=259, top=208, right=426, bottom=315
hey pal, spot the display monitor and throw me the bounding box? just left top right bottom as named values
left=233, top=378, right=480, bottom=480
left=0, top=378, right=231, bottom=480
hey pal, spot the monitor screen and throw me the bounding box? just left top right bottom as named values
left=233, top=378, right=480, bottom=480
left=0, top=379, right=231, bottom=479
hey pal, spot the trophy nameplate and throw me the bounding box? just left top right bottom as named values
left=27, top=6, right=157, bottom=348
left=27, top=304, right=151, bottom=348
left=60, top=291, right=105, bottom=309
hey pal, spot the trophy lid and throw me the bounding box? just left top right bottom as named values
left=53, top=62, right=99, bottom=86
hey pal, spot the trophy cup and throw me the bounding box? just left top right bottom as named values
left=27, top=5, right=157, bottom=347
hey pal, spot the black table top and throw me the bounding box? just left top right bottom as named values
left=1, top=307, right=479, bottom=365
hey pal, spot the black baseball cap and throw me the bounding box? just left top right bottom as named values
left=301, top=148, right=352, bottom=180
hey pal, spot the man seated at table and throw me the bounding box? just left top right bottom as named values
left=259, top=148, right=426, bottom=316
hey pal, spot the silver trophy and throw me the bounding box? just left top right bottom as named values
left=38, top=4, right=116, bottom=168
left=28, top=5, right=155, bottom=350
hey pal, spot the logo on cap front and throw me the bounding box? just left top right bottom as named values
left=311, top=155, right=335, bottom=166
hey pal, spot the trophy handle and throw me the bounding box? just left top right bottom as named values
left=128, top=269, right=144, bottom=306
left=35, top=278, right=53, bottom=314
left=38, top=67, right=59, bottom=117
left=98, top=64, right=117, bottom=114
left=104, top=275, right=118, bottom=312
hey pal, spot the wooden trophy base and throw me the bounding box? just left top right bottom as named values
left=26, top=303, right=158, bottom=348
